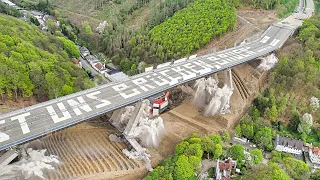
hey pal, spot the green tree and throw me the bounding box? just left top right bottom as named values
left=265, top=105, right=278, bottom=121
left=30, top=16, right=40, bottom=26
left=185, top=143, right=203, bottom=158
left=188, top=155, right=201, bottom=170
left=288, top=109, right=300, bottom=132
left=297, top=113, right=313, bottom=135
left=239, top=163, right=290, bottom=180
left=235, top=125, right=242, bottom=137
left=200, top=136, right=215, bottom=159
left=130, top=63, right=138, bottom=75
left=79, top=22, right=93, bottom=42
left=254, top=127, right=273, bottom=151
left=61, top=84, right=73, bottom=95
left=209, top=134, right=222, bottom=144
left=45, top=72, right=63, bottom=99
left=310, top=168, right=320, bottom=180
left=228, top=145, right=245, bottom=164
left=214, top=144, right=222, bottom=159
left=57, top=37, right=80, bottom=58
left=221, top=132, right=230, bottom=142
left=175, top=141, right=190, bottom=155
left=47, top=19, right=59, bottom=34
left=241, top=124, right=254, bottom=139
left=252, top=106, right=261, bottom=121
left=174, top=155, right=194, bottom=180
left=283, top=157, right=310, bottom=179
left=250, top=148, right=263, bottom=164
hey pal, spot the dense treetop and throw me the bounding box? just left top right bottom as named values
left=0, top=14, right=94, bottom=100
left=149, top=0, right=237, bottom=58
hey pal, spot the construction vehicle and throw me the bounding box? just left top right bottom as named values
left=148, top=91, right=170, bottom=116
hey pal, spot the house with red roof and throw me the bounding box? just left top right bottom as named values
left=215, top=158, right=238, bottom=180
left=71, top=58, right=82, bottom=68
left=309, top=147, right=320, bottom=164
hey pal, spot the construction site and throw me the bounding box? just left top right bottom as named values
left=0, top=8, right=279, bottom=180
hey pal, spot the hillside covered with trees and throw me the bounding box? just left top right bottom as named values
left=231, top=15, right=320, bottom=179
left=0, top=14, right=94, bottom=101
left=107, top=0, right=237, bottom=75
left=236, top=15, right=320, bottom=148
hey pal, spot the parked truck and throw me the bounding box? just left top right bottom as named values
left=148, top=91, right=170, bottom=116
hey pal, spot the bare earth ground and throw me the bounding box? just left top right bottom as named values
left=42, top=120, right=145, bottom=180
left=0, top=8, right=278, bottom=180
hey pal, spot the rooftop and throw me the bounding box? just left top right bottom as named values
left=71, top=58, right=79, bottom=64
left=1, top=0, right=16, bottom=6
left=312, top=147, right=320, bottom=157
left=85, top=55, right=98, bottom=62
left=79, top=46, right=89, bottom=51
left=95, top=63, right=104, bottom=70
left=276, top=135, right=304, bottom=150
left=219, top=160, right=232, bottom=171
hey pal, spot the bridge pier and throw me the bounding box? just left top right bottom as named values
left=0, top=149, right=18, bottom=167
left=109, top=100, right=156, bottom=171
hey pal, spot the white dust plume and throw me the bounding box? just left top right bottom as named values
left=0, top=148, right=59, bottom=179
left=96, top=21, right=108, bottom=34
left=257, top=53, right=278, bottom=71
left=193, top=77, right=233, bottom=116
left=310, top=96, right=319, bottom=111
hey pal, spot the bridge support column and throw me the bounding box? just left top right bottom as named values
left=228, top=68, right=234, bottom=90
left=213, top=73, right=219, bottom=81
left=0, top=149, right=18, bottom=166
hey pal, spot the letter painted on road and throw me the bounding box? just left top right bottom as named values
left=112, top=83, right=141, bottom=99
left=46, top=103, right=72, bottom=123
left=0, top=120, right=10, bottom=143
left=159, top=70, right=181, bottom=85
left=150, top=74, right=171, bottom=86
left=172, top=66, right=196, bottom=80
left=67, top=97, right=92, bottom=115
left=86, top=91, right=111, bottom=108
left=192, top=60, right=213, bottom=74
left=132, top=77, right=155, bottom=92
left=11, top=112, right=31, bottom=134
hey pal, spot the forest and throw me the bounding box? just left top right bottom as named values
left=148, top=0, right=237, bottom=59
left=105, top=0, right=237, bottom=75
left=0, top=14, right=94, bottom=101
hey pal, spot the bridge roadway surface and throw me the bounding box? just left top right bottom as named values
left=0, top=24, right=295, bottom=151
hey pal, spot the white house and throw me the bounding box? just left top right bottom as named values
left=309, top=147, right=320, bottom=164
left=275, top=135, right=304, bottom=155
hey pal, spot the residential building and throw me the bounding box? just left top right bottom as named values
left=215, top=158, right=238, bottom=180
left=71, top=58, right=82, bottom=68
left=92, top=62, right=105, bottom=72
left=309, top=147, right=320, bottom=164
left=79, top=47, right=90, bottom=58
left=275, top=135, right=304, bottom=155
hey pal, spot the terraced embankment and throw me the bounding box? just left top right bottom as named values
left=41, top=121, right=145, bottom=180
